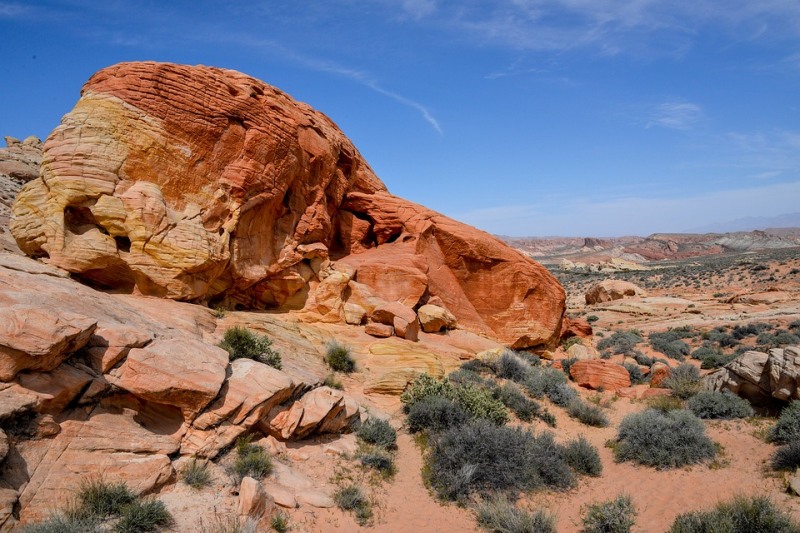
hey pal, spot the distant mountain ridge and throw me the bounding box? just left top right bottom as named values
left=685, top=212, right=800, bottom=234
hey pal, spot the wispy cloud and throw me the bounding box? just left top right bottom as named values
left=400, top=0, right=437, bottom=20
left=646, top=101, right=703, bottom=130
left=455, top=180, right=800, bottom=237
left=0, top=2, right=27, bottom=17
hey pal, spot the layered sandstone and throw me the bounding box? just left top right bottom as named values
left=11, top=61, right=565, bottom=348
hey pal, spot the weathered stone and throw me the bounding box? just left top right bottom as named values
left=649, top=362, right=671, bottom=388
left=560, top=317, right=593, bottom=339
left=351, top=257, right=428, bottom=309
left=107, top=338, right=228, bottom=419
left=0, top=305, right=97, bottom=381
left=363, top=340, right=447, bottom=395
left=238, top=476, right=273, bottom=518
left=566, top=343, right=599, bottom=361
left=86, top=324, right=153, bottom=373
left=343, top=302, right=366, bottom=325
left=15, top=364, right=94, bottom=414
left=264, top=387, right=360, bottom=440
left=585, top=280, right=647, bottom=305
left=265, top=484, right=298, bottom=508
left=0, top=429, right=7, bottom=463
left=570, top=360, right=631, bottom=392
left=365, top=323, right=394, bottom=338
left=418, top=304, right=457, bottom=333
left=705, top=347, right=800, bottom=405
left=297, top=490, right=335, bottom=508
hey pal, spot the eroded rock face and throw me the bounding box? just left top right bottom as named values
left=569, top=360, right=631, bottom=392
left=585, top=280, right=646, bottom=305
left=11, top=62, right=565, bottom=348
left=705, top=347, right=799, bottom=405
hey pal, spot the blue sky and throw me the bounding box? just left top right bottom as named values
left=2, top=1, right=799, bottom=237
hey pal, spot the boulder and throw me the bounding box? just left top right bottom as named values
left=343, top=303, right=366, bottom=325
left=85, top=324, right=153, bottom=373
left=585, top=280, right=647, bottom=305
left=649, top=362, right=671, bottom=388
left=365, top=323, right=394, bottom=338
left=237, top=477, right=273, bottom=519
left=418, top=304, right=457, bottom=333
left=0, top=305, right=97, bottom=381
left=560, top=317, right=593, bottom=339
left=264, top=386, right=360, bottom=440
left=569, top=360, right=631, bottom=392
left=705, top=347, right=800, bottom=405
left=363, top=340, right=447, bottom=395
left=566, top=343, right=598, bottom=361
left=370, top=302, right=419, bottom=341
left=11, top=61, right=565, bottom=349
left=107, top=338, right=228, bottom=419
left=14, top=364, right=94, bottom=414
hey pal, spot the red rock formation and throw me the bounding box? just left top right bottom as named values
left=570, top=360, right=631, bottom=392
left=12, top=62, right=565, bottom=348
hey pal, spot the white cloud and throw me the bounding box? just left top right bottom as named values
left=647, top=101, right=703, bottom=130
left=0, top=2, right=27, bottom=17
left=401, top=0, right=436, bottom=20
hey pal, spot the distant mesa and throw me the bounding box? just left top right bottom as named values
left=10, top=61, right=566, bottom=349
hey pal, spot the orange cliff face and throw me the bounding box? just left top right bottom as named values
left=11, top=61, right=565, bottom=348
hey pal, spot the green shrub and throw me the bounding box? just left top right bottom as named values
left=232, top=436, right=272, bottom=481
left=687, top=391, right=753, bottom=419
left=459, top=359, right=487, bottom=373
left=199, top=516, right=259, bottom=533
left=453, top=385, right=509, bottom=425
left=562, top=435, right=603, bottom=477
left=325, top=340, right=355, bottom=373
left=271, top=512, right=290, bottom=533
left=76, top=478, right=137, bottom=519
left=219, top=326, right=281, bottom=369
left=649, top=331, right=691, bottom=360
left=427, top=420, right=575, bottom=501
left=476, top=496, right=557, bottom=533
left=567, top=400, right=610, bottom=428
left=115, top=499, right=173, bottom=533
left=646, top=395, right=684, bottom=412
left=494, top=350, right=532, bottom=382
left=334, top=485, right=372, bottom=526
left=668, top=495, right=800, bottom=533
left=632, top=352, right=656, bottom=367
left=597, top=330, right=643, bottom=356
left=357, top=418, right=397, bottom=449
left=623, top=363, right=646, bottom=385
left=700, top=352, right=736, bottom=370
left=359, top=450, right=396, bottom=476
left=448, top=368, right=486, bottom=387
left=614, top=409, right=716, bottom=469
left=663, top=364, right=702, bottom=399
left=406, top=395, right=469, bottom=433
left=495, top=382, right=541, bottom=422
left=548, top=383, right=579, bottom=407
left=21, top=515, right=102, bottom=533
left=401, top=374, right=454, bottom=412
left=323, top=373, right=343, bottom=390
left=561, top=357, right=579, bottom=377
left=586, top=315, right=599, bottom=323
left=769, top=400, right=800, bottom=444
left=581, top=494, right=636, bottom=533
left=523, top=366, right=569, bottom=400
left=181, top=458, right=212, bottom=489
left=771, top=440, right=800, bottom=471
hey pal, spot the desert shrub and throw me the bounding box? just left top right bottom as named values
left=357, top=418, right=397, bottom=449
left=567, top=400, right=610, bottom=428
left=771, top=441, right=800, bottom=471
left=219, top=326, right=281, bottom=369
left=453, top=385, right=509, bottom=426
left=687, top=391, right=753, bottom=419
left=523, top=366, right=568, bottom=399
left=789, top=320, right=800, bottom=330
left=495, top=382, right=541, bottom=422
left=562, top=435, right=603, bottom=477
left=115, top=499, right=173, bottom=533
left=649, top=331, right=690, bottom=360
left=547, top=382, right=579, bottom=407
left=271, top=512, right=290, bottom=533
left=597, top=330, right=643, bottom=356
left=769, top=400, right=800, bottom=444
left=662, top=364, right=702, bottom=399
left=198, top=516, right=259, bottom=533
left=561, top=357, right=579, bottom=377
left=325, top=340, right=355, bottom=373
left=581, top=494, right=636, bottom=533
left=632, top=352, right=656, bottom=367
left=614, top=409, right=716, bottom=468
left=323, top=373, right=343, bottom=390
left=476, top=495, right=557, bottom=533
left=232, top=436, right=272, bottom=481
left=401, top=374, right=454, bottom=412
left=459, top=359, right=487, bottom=373
left=21, top=515, right=102, bottom=533
left=700, top=352, right=736, bottom=370
left=76, top=478, right=137, bottom=519
left=515, top=351, right=542, bottom=367
left=494, top=350, right=532, bottom=382
left=448, top=368, right=486, bottom=387
left=181, top=458, right=212, bottom=489
left=406, top=395, right=469, bottom=433
left=623, top=363, right=646, bottom=385
left=562, top=336, right=584, bottom=350
left=359, top=450, right=395, bottom=476
left=668, top=495, right=800, bottom=533
left=586, top=315, right=599, bottom=323
left=732, top=323, right=768, bottom=339
left=334, top=485, right=372, bottom=525
left=427, top=420, right=575, bottom=501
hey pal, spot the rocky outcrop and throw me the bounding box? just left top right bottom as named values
left=264, top=386, right=361, bottom=440
left=705, top=347, right=799, bottom=405
left=0, top=136, right=41, bottom=231
left=11, top=62, right=565, bottom=349
left=585, top=280, right=647, bottom=305
left=570, top=360, right=631, bottom=392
